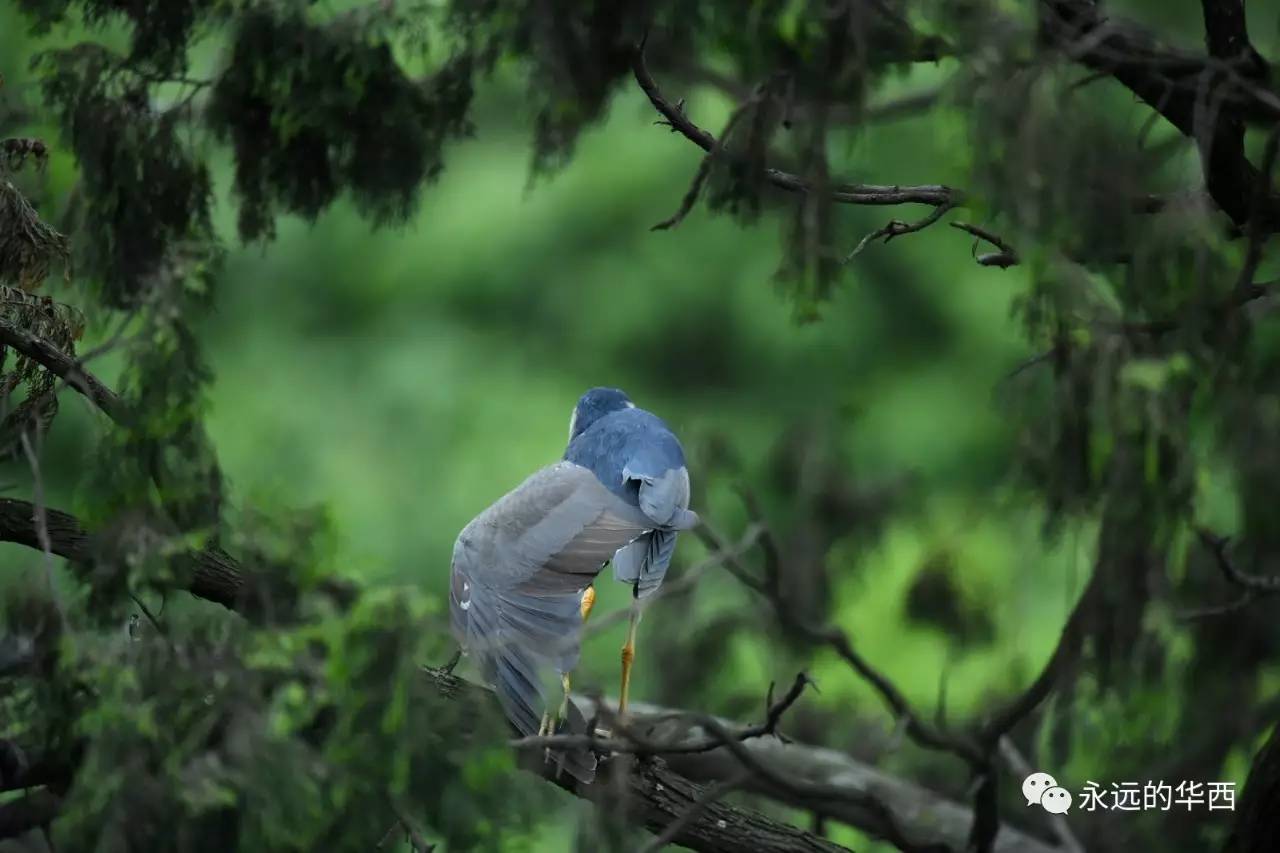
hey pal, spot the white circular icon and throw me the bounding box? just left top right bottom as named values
left=1041, top=785, right=1073, bottom=814
left=1022, top=771, right=1058, bottom=806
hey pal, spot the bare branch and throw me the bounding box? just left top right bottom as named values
left=1039, top=0, right=1280, bottom=228
left=1196, top=528, right=1280, bottom=594
left=704, top=508, right=984, bottom=768
left=651, top=90, right=759, bottom=231
left=845, top=202, right=959, bottom=262
left=632, top=35, right=960, bottom=211
left=949, top=222, right=1019, bottom=268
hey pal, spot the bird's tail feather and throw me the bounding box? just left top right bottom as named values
left=464, top=582, right=598, bottom=784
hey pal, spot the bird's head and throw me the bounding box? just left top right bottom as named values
left=569, top=387, right=634, bottom=441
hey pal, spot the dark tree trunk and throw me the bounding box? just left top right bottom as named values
left=1223, top=720, right=1280, bottom=853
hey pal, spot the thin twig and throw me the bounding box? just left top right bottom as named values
left=19, top=431, right=62, bottom=622
left=949, top=222, right=1019, bottom=268
left=652, top=89, right=761, bottom=231
left=1196, top=527, right=1280, bottom=593
left=844, top=201, right=958, bottom=262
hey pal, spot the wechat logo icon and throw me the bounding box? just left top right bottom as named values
left=1024, top=771, right=1072, bottom=814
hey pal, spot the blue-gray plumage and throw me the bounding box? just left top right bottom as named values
left=564, top=390, right=697, bottom=597
left=449, top=387, right=696, bottom=783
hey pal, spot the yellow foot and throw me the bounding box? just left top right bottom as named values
left=580, top=585, right=596, bottom=622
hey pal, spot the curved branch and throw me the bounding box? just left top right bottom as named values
left=0, top=316, right=125, bottom=422
left=632, top=36, right=960, bottom=211
left=1039, top=0, right=1280, bottom=228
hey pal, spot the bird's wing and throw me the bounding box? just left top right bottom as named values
left=610, top=530, right=675, bottom=596
left=455, top=461, right=655, bottom=593
left=450, top=461, right=651, bottom=758
left=610, top=460, right=697, bottom=596
left=622, top=461, right=697, bottom=529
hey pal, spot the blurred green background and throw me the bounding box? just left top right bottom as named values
left=0, top=3, right=1195, bottom=849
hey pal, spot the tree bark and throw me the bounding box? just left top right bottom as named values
left=1222, top=719, right=1280, bottom=853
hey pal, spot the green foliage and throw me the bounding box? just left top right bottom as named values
left=17, top=0, right=209, bottom=73
left=0, top=284, right=84, bottom=456
left=0, top=179, right=68, bottom=290
left=208, top=7, right=475, bottom=241
left=42, top=589, right=537, bottom=852
left=1, top=0, right=1279, bottom=850
left=38, top=42, right=215, bottom=307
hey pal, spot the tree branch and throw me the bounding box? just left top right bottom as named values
left=632, top=35, right=960, bottom=211
left=1039, top=0, right=1280, bottom=228
left=0, top=498, right=842, bottom=852
left=422, top=667, right=853, bottom=853
left=949, top=222, right=1020, bottom=268
left=0, top=316, right=125, bottom=422
left=576, top=695, right=1059, bottom=853
left=1196, top=528, right=1280, bottom=594
left=0, top=496, right=244, bottom=610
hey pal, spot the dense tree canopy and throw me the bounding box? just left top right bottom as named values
left=2, top=1, right=1280, bottom=851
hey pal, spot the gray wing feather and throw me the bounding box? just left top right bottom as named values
left=610, top=464, right=697, bottom=596
left=611, top=528, right=680, bottom=597
left=450, top=462, right=659, bottom=783
left=455, top=462, right=652, bottom=589
left=623, top=464, right=692, bottom=528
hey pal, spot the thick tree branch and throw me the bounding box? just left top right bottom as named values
left=576, top=696, right=1059, bottom=853
left=0, top=497, right=243, bottom=610
left=1039, top=0, right=1280, bottom=228
left=422, top=666, right=852, bottom=853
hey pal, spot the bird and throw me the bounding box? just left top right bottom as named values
left=448, top=387, right=697, bottom=782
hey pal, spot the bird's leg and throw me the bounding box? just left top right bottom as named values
left=618, top=582, right=641, bottom=718
left=556, top=585, right=596, bottom=725
left=544, top=585, right=598, bottom=752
